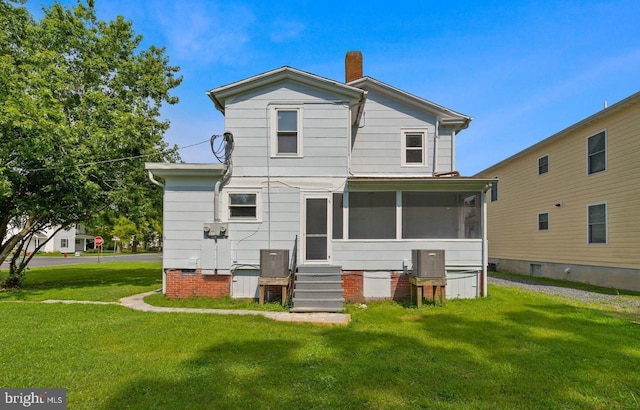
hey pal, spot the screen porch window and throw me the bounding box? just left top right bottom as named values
left=401, top=191, right=481, bottom=239
left=229, top=193, right=257, bottom=219
left=348, top=192, right=396, bottom=239
left=273, top=108, right=301, bottom=156
left=587, top=131, right=606, bottom=174
left=588, top=203, right=607, bottom=243
left=401, top=130, right=425, bottom=166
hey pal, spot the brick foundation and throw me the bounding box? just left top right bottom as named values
left=165, top=269, right=231, bottom=299
left=390, top=272, right=411, bottom=301
left=342, top=270, right=364, bottom=303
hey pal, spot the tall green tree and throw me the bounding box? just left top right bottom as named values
left=0, top=0, right=181, bottom=286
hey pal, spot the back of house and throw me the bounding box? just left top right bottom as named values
left=148, top=52, right=495, bottom=310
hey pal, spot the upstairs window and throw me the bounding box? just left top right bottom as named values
left=490, top=182, right=498, bottom=202
left=271, top=107, right=302, bottom=157
left=401, top=130, right=426, bottom=166
left=538, top=155, right=549, bottom=175
left=587, top=131, right=606, bottom=174
left=538, top=212, right=549, bottom=231
left=228, top=192, right=259, bottom=220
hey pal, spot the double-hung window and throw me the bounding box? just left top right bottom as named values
left=587, top=131, right=606, bottom=174
left=401, top=130, right=426, bottom=166
left=228, top=192, right=260, bottom=220
left=588, top=203, right=607, bottom=244
left=271, top=107, right=302, bottom=157
left=538, top=212, right=549, bottom=231
left=538, top=155, right=549, bottom=175
left=60, top=238, right=69, bottom=248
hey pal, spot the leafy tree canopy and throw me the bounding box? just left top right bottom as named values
left=0, top=0, right=181, bottom=285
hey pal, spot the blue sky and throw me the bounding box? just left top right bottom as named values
left=26, top=0, right=640, bottom=175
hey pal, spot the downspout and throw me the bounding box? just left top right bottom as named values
left=433, top=118, right=440, bottom=175
left=148, top=171, right=164, bottom=188
left=482, top=184, right=490, bottom=297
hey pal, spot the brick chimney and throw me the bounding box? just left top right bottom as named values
left=345, top=51, right=363, bottom=83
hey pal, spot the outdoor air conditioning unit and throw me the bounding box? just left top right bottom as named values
left=259, top=249, right=290, bottom=278
left=412, top=249, right=445, bottom=278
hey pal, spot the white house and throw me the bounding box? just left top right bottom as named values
left=147, top=52, right=494, bottom=311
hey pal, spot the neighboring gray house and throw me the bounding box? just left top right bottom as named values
left=147, top=52, right=494, bottom=311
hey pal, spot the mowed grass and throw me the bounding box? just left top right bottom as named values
left=1, top=264, right=639, bottom=409
left=0, top=261, right=162, bottom=302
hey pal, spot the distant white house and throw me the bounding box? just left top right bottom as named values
left=19, top=225, right=93, bottom=254
left=147, top=52, right=495, bottom=311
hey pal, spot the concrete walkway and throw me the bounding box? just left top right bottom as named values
left=44, top=290, right=351, bottom=325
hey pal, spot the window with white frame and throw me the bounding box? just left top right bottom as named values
left=271, top=107, right=302, bottom=156
left=228, top=192, right=260, bottom=220
left=588, top=203, right=607, bottom=244
left=490, top=181, right=498, bottom=202
left=587, top=131, right=606, bottom=174
left=60, top=238, right=69, bottom=248
left=538, top=212, right=549, bottom=231
left=401, top=130, right=426, bottom=166
left=538, top=155, right=549, bottom=175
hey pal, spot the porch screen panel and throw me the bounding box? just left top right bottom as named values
left=306, top=198, right=327, bottom=260
left=402, top=192, right=481, bottom=239
left=349, top=192, right=396, bottom=239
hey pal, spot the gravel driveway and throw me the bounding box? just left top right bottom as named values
left=488, top=276, right=640, bottom=311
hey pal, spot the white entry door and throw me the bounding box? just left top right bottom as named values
left=303, top=195, right=331, bottom=263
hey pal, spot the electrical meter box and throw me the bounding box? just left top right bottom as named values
left=412, top=249, right=445, bottom=278
left=259, top=249, right=290, bottom=278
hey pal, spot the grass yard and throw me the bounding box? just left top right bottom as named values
left=1, top=263, right=639, bottom=409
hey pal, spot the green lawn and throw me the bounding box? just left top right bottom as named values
left=1, top=263, right=639, bottom=409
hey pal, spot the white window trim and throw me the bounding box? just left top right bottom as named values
left=537, top=154, right=549, bottom=175
left=586, top=129, right=607, bottom=175
left=587, top=202, right=608, bottom=244
left=401, top=129, right=427, bottom=167
left=226, top=189, right=262, bottom=222
left=537, top=212, right=549, bottom=231
left=270, top=106, right=303, bottom=158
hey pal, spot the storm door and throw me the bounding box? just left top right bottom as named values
left=304, top=196, right=330, bottom=262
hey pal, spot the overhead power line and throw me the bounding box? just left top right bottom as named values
left=21, top=139, right=210, bottom=172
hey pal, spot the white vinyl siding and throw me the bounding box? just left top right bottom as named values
left=350, top=91, right=451, bottom=175
left=223, top=81, right=349, bottom=177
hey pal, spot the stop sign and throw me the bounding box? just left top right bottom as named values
left=94, top=236, right=104, bottom=246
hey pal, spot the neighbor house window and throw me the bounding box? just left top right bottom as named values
left=587, top=131, right=606, bottom=174
left=588, top=203, right=607, bottom=244
left=538, top=155, right=549, bottom=175
left=538, top=212, right=549, bottom=231
left=60, top=238, right=69, bottom=248
left=348, top=192, right=396, bottom=239
left=271, top=107, right=302, bottom=156
left=401, top=130, right=426, bottom=166
left=490, top=182, right=498, bottom=202
left=228, top=192, right=259, bottom=220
